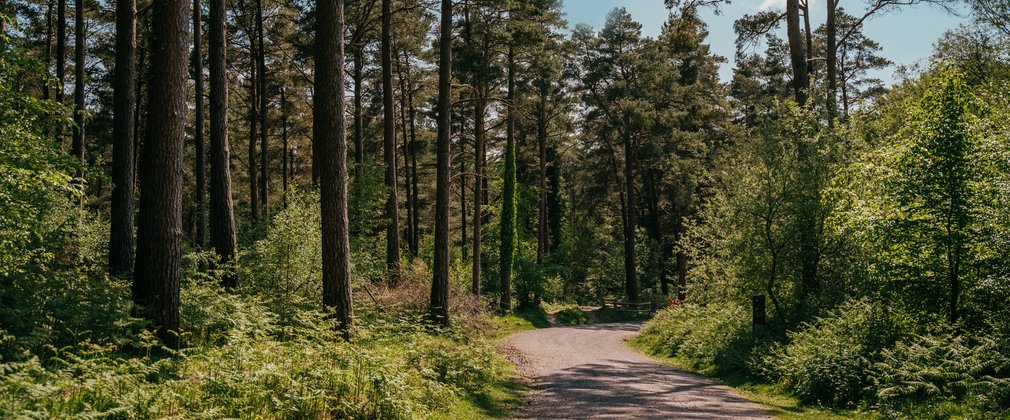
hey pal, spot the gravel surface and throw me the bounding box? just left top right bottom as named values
left=503, top=322, right=770, bottom=419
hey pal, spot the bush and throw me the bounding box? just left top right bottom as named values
left=873, top=331, right=1010, bottom=416
left=636, top=303, right=753, bottom=373
left=764, top=298, right=907, bottom=408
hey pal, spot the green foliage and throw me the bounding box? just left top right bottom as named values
left=1, top=274, right=513, bottom=419
left=763, top=299, right=909, bottom=408
left=245, top=192, right=322, bottom=308
left=636, top=303, right=753, bottom=373
left=873, top=332, right=1010, bottom=416
left=552, top=306, right=591, bottom=326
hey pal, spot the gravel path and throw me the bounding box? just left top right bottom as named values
left=503, top=322, right=770, bottom=419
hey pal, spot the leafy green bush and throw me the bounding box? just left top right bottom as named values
left=764, top=299, right=907, bottom=408
left=244, top=192, right=322, bottom=308
left=873, top=331, right=1010, bottom=416
left=636, top=303, right=753, bottom=372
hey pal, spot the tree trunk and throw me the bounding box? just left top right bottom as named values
left=281, top=86, right=288, bottom=205
left=44, top=1, right=53, bottom=100
left=430, top=0, right=452, bottom=326
left=134, top=0, right=190, bottom=347
left=56, top=0, right=66, bottom=108
left=396, top=47, right=413, bottom=257
left=826, top=0, right=838, bottom=119
left=547, top=145, right=561, bottom=252
left=314, top=0, right=352, bottom=338
left=472, top=95, right=485, bottom=296
left=208, top=0, right=238, bottom=288
left=406, top=51, right=420, bottom=257
left=381, top=0, right=401, bottom=281
left=353, top=48, right=364, bottom=171
left=193, top=0, right=206, bottom=247
left=500, top=44, right=516, bottom=312
left=72, top=0, right=85, bottom=205
left=247, top=38, right=258, bottom=222
left=622, top=130, right=638, bottom=303
left=537, top=86, right=548, bottom=265
left=785, top=0, right=808, bottom=106
left=256, top=0, right=268, bottom=218
left=110, top=0, right=137, bottom=277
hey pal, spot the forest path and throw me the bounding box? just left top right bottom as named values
left=503, top=322, right=770, bottom=419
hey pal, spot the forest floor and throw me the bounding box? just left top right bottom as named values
left=502, top=321, right=770, bottom=419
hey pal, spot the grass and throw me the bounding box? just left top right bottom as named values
left=627, top=342, right=869, bottom=420
left=437, top=355, right=530, bottom=419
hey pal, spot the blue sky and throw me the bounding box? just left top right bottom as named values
left=561, top=0, right=968, bottom=85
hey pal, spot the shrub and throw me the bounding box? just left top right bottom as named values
left=636, top=303, right=753, bottom=373
left=873, top=331, right=1010, bottom=416
left=764, top=298, right=907, bottom=408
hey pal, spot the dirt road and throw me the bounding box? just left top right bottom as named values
left=503, top=322, right=770, bottom=419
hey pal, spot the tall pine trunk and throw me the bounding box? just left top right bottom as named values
left=621, top=130, right=638, bottom=303
left=72, top=0, right=85, bottom=205
left=110, top=0, right=136, bottom=277
left=472, top=95, right=485, bottom=296
left=785, top=0, right=808, bottom=106
left=381, top=0, right=401, bottom=281
left=536, top=86, right=548, bottom=265
left=193, top=0, right=206, bottom=247
left=352, top=48, right=363, bottom=171
left=314, top=0, right=352, bottom=338
left=826, top=0, right=838, bottom=119
left=208, top=0, right=238, bottom=288
left=500, top=45, right=516, bottom=312
left=56, top=0, right=66, bottom=137
left=396, top=48, right=413, bottom=257
left=430, top=0, right=452, bottom=326
left=281, top=86, right=288, bottom=205
left=247, top=28, right=259, bottom=222
left=44, top=1, right=53, bottom=100
left=255, top=0, right=268, bottom=218
left=134, top=0, right=190, bottom=347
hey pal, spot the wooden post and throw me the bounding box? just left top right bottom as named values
left=752, top=295, right=766, bottom=332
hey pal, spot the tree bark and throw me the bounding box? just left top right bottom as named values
left=500, top=44, right=516, bottom=312
left=785, top=0, right=808, bottom=106
left=72, top=0, right=85, bottom=204
left=256, top=0, right=268, bottom=218
left=193, top=0, right=206, bottom=247
left=406, top=50, right=420, bottom=257
left=247, top=35, right=259, bottom=222
left=44, top=1, right=53, bottom=100
left=353, top=48, right=364, bottom=171
left=56, top=0, right=66, bottom=108
left=826, top=0, right=838, bottom=120
left=547, top=145, right=561, bottom=253
left=208, top=0, right=238, bottom=288
left=536, top=85, right=548, bottom=265
left=621, top=130, right=638, bottom=303
left=472, top=95, right=485, bottom=296
left=110, top=0, right=137, bottom=277
left=315, top=0, right=352, bottom=338
left=430, top=0, right=452, bottom=326
left=134, top=0, right=190, bottom=347
left=381, top=0, right=401, bottom=281
left=396, top=47, right=413, bottom=257
left=281, top=86, right=288, bottom=205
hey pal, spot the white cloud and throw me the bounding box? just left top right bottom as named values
left=758, top=0, right=787, bottom=10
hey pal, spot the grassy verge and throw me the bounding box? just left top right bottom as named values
left=627, top=341, right=868, bottom=420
